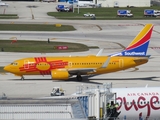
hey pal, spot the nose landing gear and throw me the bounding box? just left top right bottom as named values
left=21, top=76, right=24, bottom=80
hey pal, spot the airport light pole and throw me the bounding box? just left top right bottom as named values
left=77, top=0, right=79, bottom=14
left=72, top=0, right=79, bottom=14
left=72, top=0, right=74, bottom=13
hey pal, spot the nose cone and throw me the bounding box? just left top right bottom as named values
left=3, top=65, right=10, bottom=72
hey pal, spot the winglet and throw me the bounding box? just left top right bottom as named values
left=101, top=57, right=111, bottom=68
left=96, top=49, right=103, bottom=56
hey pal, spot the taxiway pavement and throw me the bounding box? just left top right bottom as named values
left=0, top=2, right=160, bottom=98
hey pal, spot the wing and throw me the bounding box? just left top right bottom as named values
left=68, top=57, right=111, bottom=75
left=68, top=68, right=96, bottom=75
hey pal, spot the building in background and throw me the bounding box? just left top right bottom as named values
left=64, top=0, right=151, bottom=7
left=93, top=0, right=151, bottom=7
left=2, top=0, right=151, bottom=7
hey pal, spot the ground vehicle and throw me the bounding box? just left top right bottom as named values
left=56, top=5, right=73, bottom=12
left=0, top=2, right=8, bottom=6
left=83, top=13, right=95, bottom=17
left=144, top=9, right=160, bottom=17
left=117, top=10, right=133, bottom=17
left=50, top=87, right=65, bottom=96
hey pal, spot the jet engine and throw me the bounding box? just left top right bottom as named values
left=51, top=70, right=69, bottom=80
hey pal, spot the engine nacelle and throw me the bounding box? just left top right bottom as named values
left=51, top=70, right=69, bottom=80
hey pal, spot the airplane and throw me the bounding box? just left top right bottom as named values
left=72, top=86, right=160, bottom=119
left=3, top=24, right=153, bottom=81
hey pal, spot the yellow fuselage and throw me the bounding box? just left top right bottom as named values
left=4, top=55, right=148, bottom=77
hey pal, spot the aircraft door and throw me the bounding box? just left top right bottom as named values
left=68, top=62, right=72, bottom=68
left=24, top=60, right=29, bottom=69
left=119, top=59, right=124, bottom=68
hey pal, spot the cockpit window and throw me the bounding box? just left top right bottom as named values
left=11, top=62, right=18, bottom=66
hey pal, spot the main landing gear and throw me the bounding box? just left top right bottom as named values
left=76, top=74, right=82, bottom=81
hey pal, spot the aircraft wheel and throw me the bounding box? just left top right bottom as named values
left=77, top=75, right=82, bottom=81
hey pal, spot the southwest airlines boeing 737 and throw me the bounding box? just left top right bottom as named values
left=3, top=24, right=153, bottom=81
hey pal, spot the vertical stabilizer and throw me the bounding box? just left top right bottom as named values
left=110, top=24, right=153, bottom=56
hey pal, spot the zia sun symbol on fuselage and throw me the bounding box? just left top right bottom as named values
left=19, top=57, right=68, bottom=75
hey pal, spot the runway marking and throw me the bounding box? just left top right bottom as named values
left=130, top=67, right=139, bottom=72
left=16, top=83, right=36, bottom=85
left=139, top=24, right=160, bottom=34
left=96, top=25, right=102, bottom=31
left=10, top=37, right=17, bottom=39
left=41, top=53, right=46, bottom=54
left=30, top=8, right=34, bottom=19
left=50, top=38, right=56, bottom=40
left=118, top=24, right=142, bottom=26
left=117, top=24, right=160, bottom=26
left=153, top=29, right=160, bottom=34
left=151, top=47, right=160, bottom=49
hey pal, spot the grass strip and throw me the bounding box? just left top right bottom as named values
left=0, top=24, right=76, bottom=31
left=0, top=14, right=18, bottom=19
left=48, top=6, right=160, bottom=20
left=0, top=40, right=98, bottom=53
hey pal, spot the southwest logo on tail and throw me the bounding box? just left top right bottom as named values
left=4, top=24, right=154, bottom=81
left=111, top=24, right=153, bottom=57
